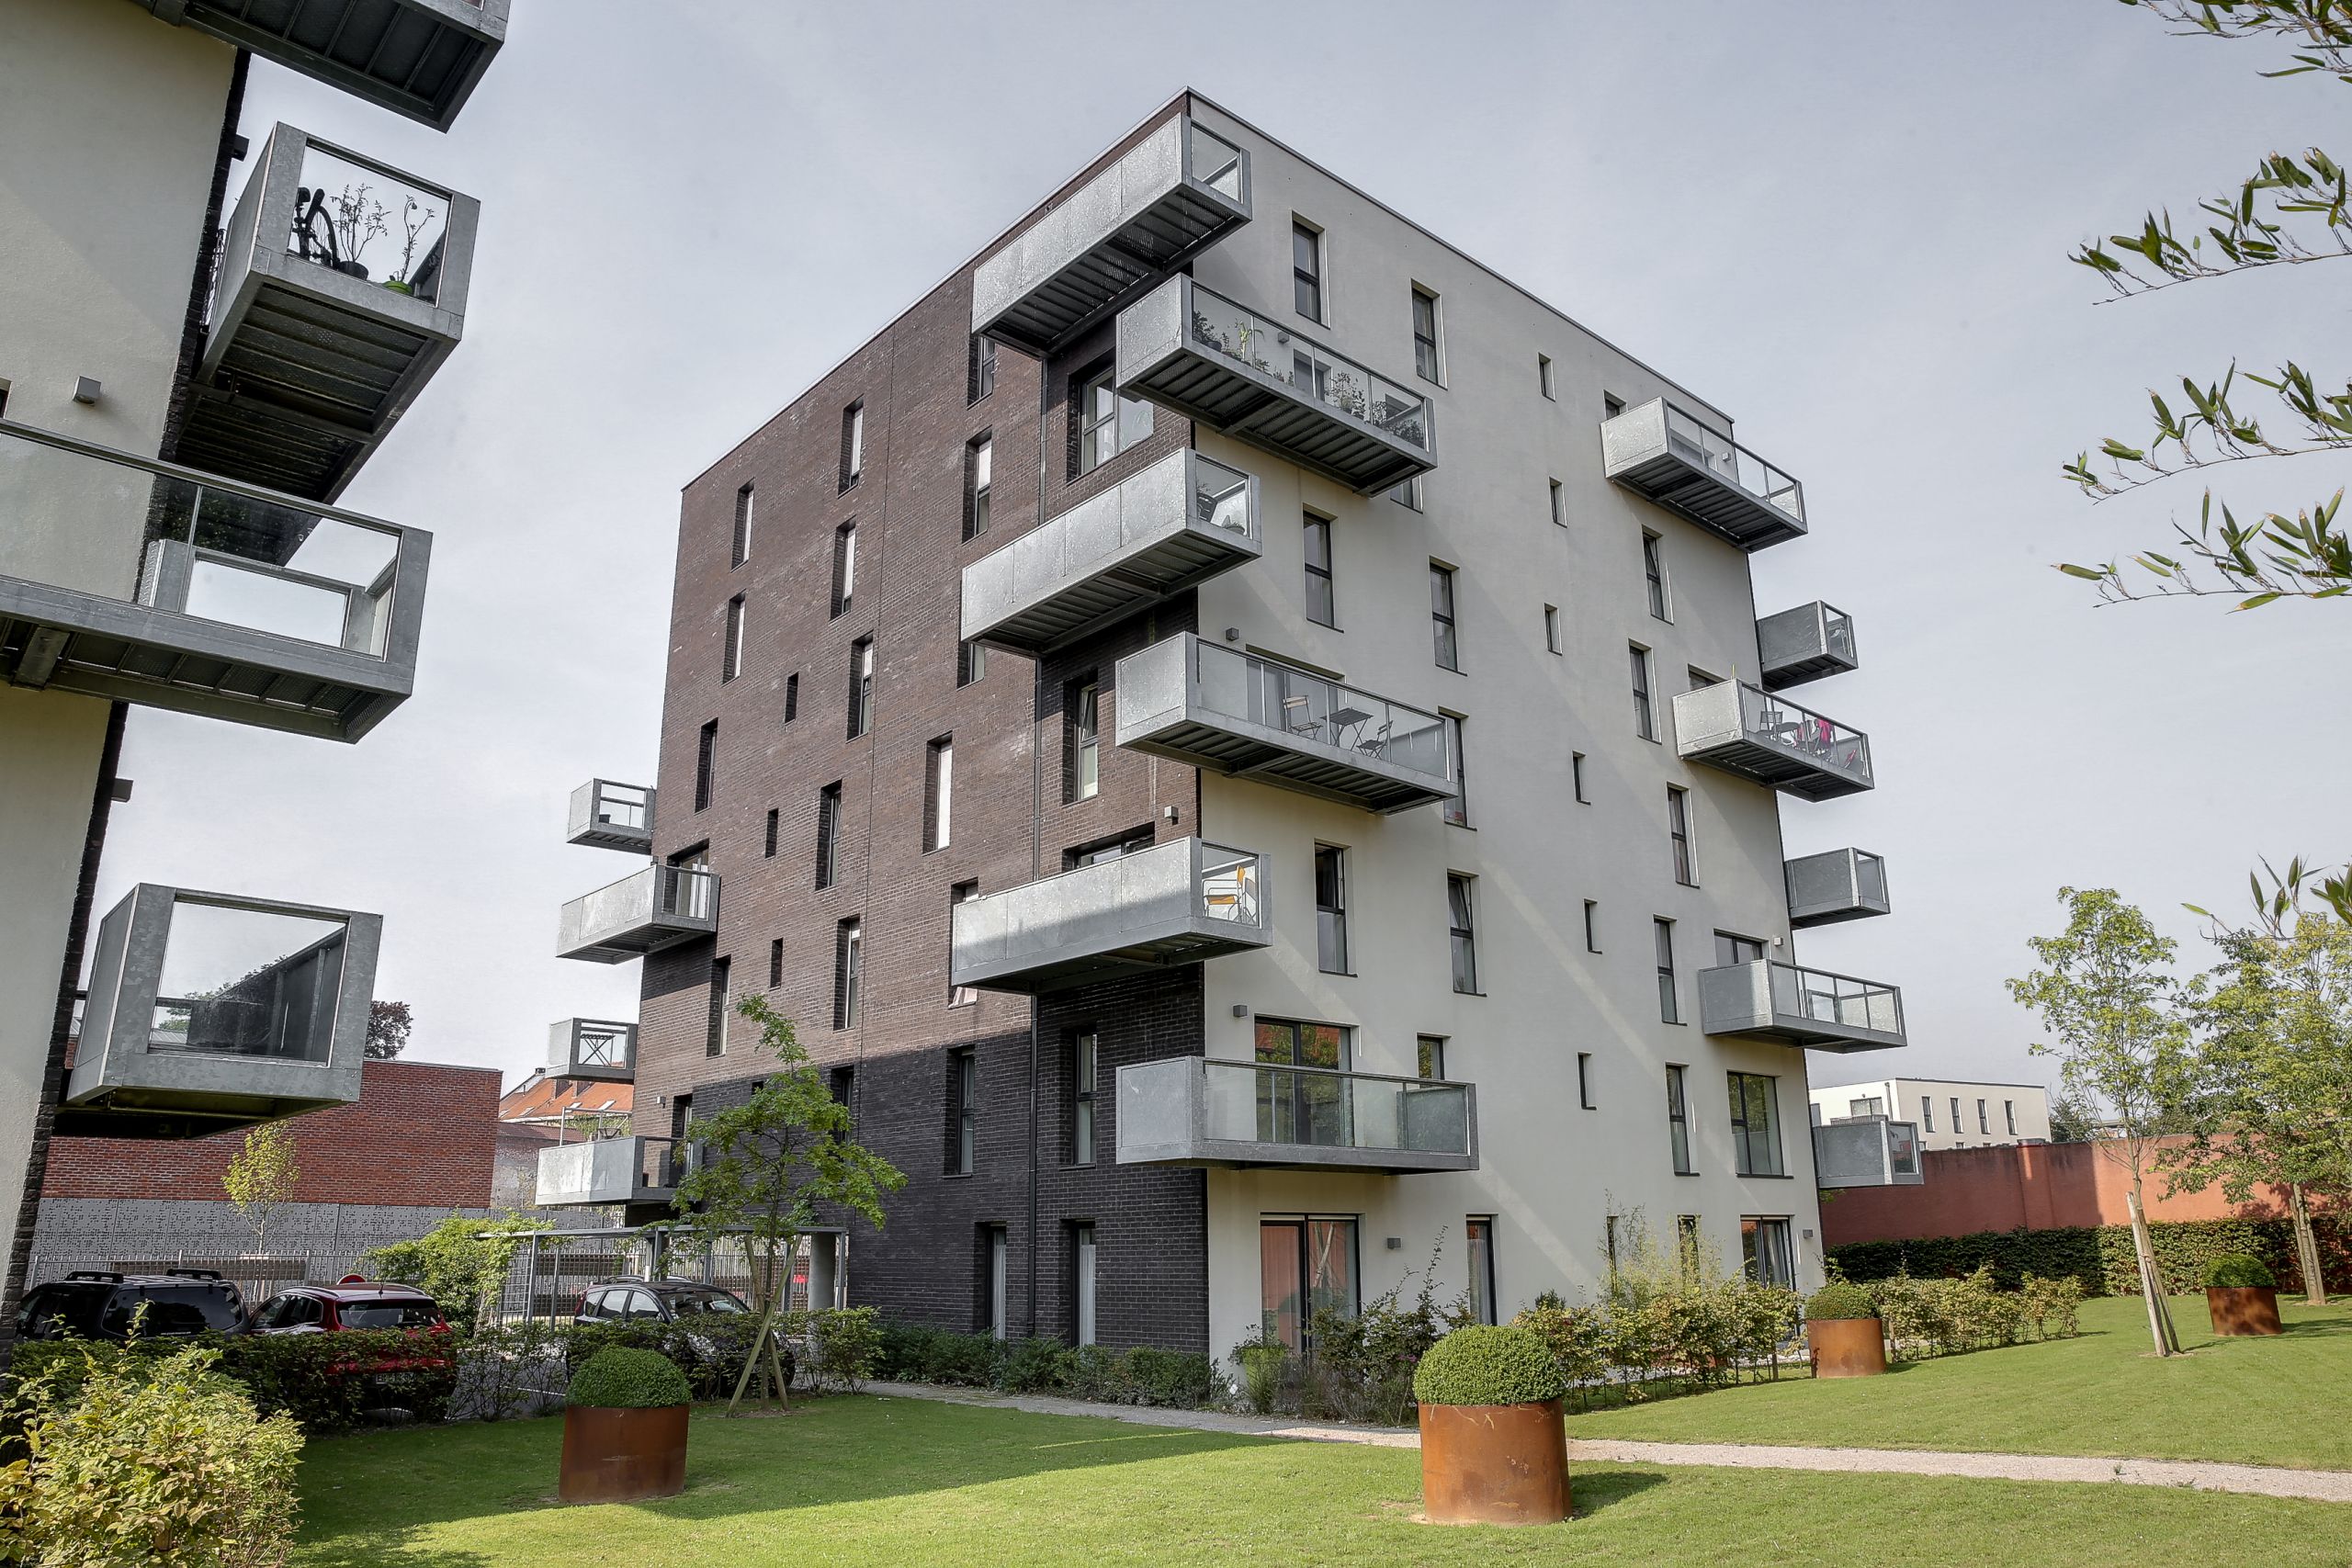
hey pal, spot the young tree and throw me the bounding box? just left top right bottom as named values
left=667, top=993, right=903, bottom=1412
left=222, top=1122, right=299, bottom=1256
left=366, top=999, right=413, bottom=1059
left=2007, top=888, right=2199, bottom=1354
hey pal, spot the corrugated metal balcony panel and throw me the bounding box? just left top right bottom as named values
left=950, top=838, right=1269, bottom=995
left=1114, top=634, right=1455, bottom=815
left=1115, top=1057, right=1478, bottom=1174
left=548, top=1018, right=637, bottom=1082
left=60, top=884, right=373, bottom=1139
left=1813, top=1117, right=1925, bottom=1188
left=974, top=115, right=1251, bottom=356
left=1601, top=398, right=1806, bottom=551
left=1115, top=276, right=1435, bottom=494
left=536, top=1136, right=675, bottom=1208
left=189, top=124, right=478, bottom=502
left=557, top=865, right=720, bottom=964
left=1673, top=680, right=1873, bottom=801
left=1699, top=960, right=1907, bottom=1053
left=962, top=450, right=1261, bottom=654
left=1786, top=847, right=1891, bottom=927
left=566, top=779, right=655, bottom=852
left=131, top=0, right=508, bottom=130
left=1758, top=601, right=1859, bottom=690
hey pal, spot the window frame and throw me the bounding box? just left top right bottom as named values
left=831, top=520, right=857, bottom=618
left=1464, top=1216, right=1496, bottom=1325
left=1314, top=843, right=1349, bottom=975
left=1544, top=604, right=1561, bottom=654
left=730, top=483, right=754, bottom=568
left=1667, top=1064, right=1694, bottom=1174
left=694, top=720, right=718, bottom=813
left=1303, top=513, right=1337, bottom=628
left=783, top=671, right=798, bottom=724
left=1577, top=1051, right=1596, bottom=1111
left=956, top=639, right=987, bottom=688
left=833, top=917, right=862, bottom=1030
left=815, top=782, right=843, bottom=890
left=1668, top=785, right=1696, bottom=886
left=967, top=333, right=997, bottom=403
left=1068, top=678, right=1101, bottom=801
left=964, top=434, right=992, bottom=542
left=1643, top=530, right=1671, bottom=621
left=1071, top=1032, right=1098, bottom=1166
left=948, top=881, right=980, bottom=1007
left=839, top=400, right=864, bottom=491
left=847, top=637, right=875, bottom=739
left=1572, top=750, right=1589, bottom=804
left=1410, top=285, right=1442, bottom=384
left=1442, top=713, right=1468, bottom=828
left=1583, top=898, right=1600, bottom=953
left=924, top=736, right=954, bottom=852
left=1631, top=644, right=1657, bottom=741
left=1549, top=478, right=1565, bottom=527
left=722, top=593, right=746, bottom=682
left=1448, top=873, right=1479, bottom=995
left=1291, top=218, right=1325, bottom=322
left=948, top=1045, right=978, bottom=1175
left=1729, top=1071, right=1786, bottom=1178
left=705, top=955, right=730, bottom=1057
left=1538, top=354, right=1555, bottom=400
left=1417, top=1035, right=1446, bottom=1080
left=1430, top=561, right=1460, bottom=671
left=1655, top=917, right=1679, bottom=1023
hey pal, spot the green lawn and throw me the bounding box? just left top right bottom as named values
left=1569, top=1293, right=2352, bottom=1470
left=293, top=1393, right=2349, bottom=1568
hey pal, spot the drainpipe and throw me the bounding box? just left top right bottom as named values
left=1025, top=343, right=1051, bottom=1340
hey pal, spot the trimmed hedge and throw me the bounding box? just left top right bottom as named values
left=872, top=1322, right=1215, bottom=1407
left=1806, top=1281, right=1878, bottom=1321
left=1411, top=1325, right=1567, bottom=1408
left=9, top=1328, right=457, bottom=1434
left=2204, top=1253, right=2276, bottom=1290
left=1827, top=1214, right=2349, bottom=1297
left=567, top=1347, right=691, bottom=1409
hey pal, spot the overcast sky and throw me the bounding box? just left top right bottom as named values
left=98, top=0, right=2352, bottom=1096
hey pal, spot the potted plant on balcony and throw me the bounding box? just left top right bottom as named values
left=1804, top=1280, right=1887, bottom=1378
left=2203, top=1254, right=2283, bottom=1337
left=1410, top=1324, right=1570, bottom=1527
left=559, top=1347, right=693, bottom=1503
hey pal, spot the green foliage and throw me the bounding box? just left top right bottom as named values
left=1000, top=1337, right=1067, bottom=1394
left=363, top=1212, right=548, bottom=1333
left=803, top=1306, right=882, bottom=1393
left=1806, top=1282, right=1879, bottom=1321
left=2020, top=1273, right=2087, bottom=1338
left=221, top=1121, right=298, bottom=1254
left=0, top=1342, right=301, bottom=1567
left=560, top=1315, right=763, bottom=1403
left=874, top=1321, right=1006, bottom=1387
left=1229, top=1334, right=1290, bottom=1416
left=1122, top=1347, right=1216, bottom=1407
left=1865, top=1268, right=2040, bottom=1358
left=1409, top=1325, right=1566, bottom=1408
left=566, top=1347, right=691, bottom=1410
left=870, top=1322, right=1215, bottom=1408
left=13, top=1327, right=457, bottom=1434
left=2205, top=1252, right=2278, bottom=1288
left=1828, top=1214, right=2349, bottom=1298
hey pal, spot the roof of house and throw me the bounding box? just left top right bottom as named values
left=498, top=1071, right=634, bottom=1125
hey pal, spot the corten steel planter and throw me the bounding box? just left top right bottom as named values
left=1418, top=1399, right=1570, bottom=1526
left=559, top=1404, right=689, bottom=1503
left=2206, top=1286, right=2283, bottom=1337
left=1807, top=1315, right=1888, bottom=1378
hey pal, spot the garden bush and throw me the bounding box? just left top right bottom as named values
left=1410, top=1325, right=1567, bottom=1407
left=803, top=1305, right=882, bottom=1392
left=2203, top=1253, right=2277, bottom=1290
left=361, top=1213, right=548, bottom=1333
left=2019, top=1272, right=2086, bottom=1339
left=12, top=1326, right=458, bottom=1434
left=1861, top=1266, right=2080, bottom=1359
left=567, top=1347, right=691, bottom=1409
left=1828, top=1213, right=2348, bottom=1297
left=1123, top=1347, right=1216, bottom=1407
left=1806, top=1281, right=1879, bottom=1321
left=874, top=1321, right=1005, bottom=1387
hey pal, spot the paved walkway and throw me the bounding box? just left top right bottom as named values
left=863, top=1381, right=2352, bottom=1505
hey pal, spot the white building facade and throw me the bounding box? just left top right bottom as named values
left=1812, top=1078, right=2052, bottom=1152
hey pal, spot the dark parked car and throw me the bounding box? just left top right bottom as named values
left=16, top=1268, right=250, bottom=1341
left=575, top=1277, right=782, bottom=1391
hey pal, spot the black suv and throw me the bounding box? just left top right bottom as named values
left=16, top=1269, right=251, bottom=1341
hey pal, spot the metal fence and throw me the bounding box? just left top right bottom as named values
left=22, top=1247, right=366, bottom=1309
left=487, top=1226, right=848, bottom=1326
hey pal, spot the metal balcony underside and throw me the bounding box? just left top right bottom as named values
left=980, top=527, right=1253, bottom=654
left=131, top=0, right=508, bottom=130
left=1699, top=961, right=1907, bottom=1054
left=975, top=927, right=1262, bottom=995
left=1758, top=602, right=1859, bottom=690
left=1125, top=352, right=1429, bottom=495
left=1130, top=713, right=1448, bottom=813
left=949, top=838, right=1269, bottom=995
left=1610, top=446, right=1804, bottom=548
left=557, top=867, right=718, bottom=964
left=1681, top=730, right=1869, bottom=801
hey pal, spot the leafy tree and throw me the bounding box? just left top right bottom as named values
left=2007, top=888, right=2199, bottom=1353
left=2047, top=1088, right=2108, bottom=1144
left=365, top=998, right=413, bottom=1059
left=221, top=1122, right=298, bottom=1255
left=668, top=994, right=904, bottom=1412
left=361, top=1213, right=548, bottom=1332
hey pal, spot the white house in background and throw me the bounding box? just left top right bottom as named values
left=1811, top=1078, right=2051, bottom=1151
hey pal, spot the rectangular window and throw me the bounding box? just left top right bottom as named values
left=694, top=720, right=717, bottom=812
left=1430, top=562, right=1459, bottom=671
left=1448, top=874, right=1478, bottom=994
left=1465, top=1217, right=1495, bottom=1325
left=1667, top=1065, right=1694, bottom=1174
left=1978, top=1098, right=1990, bottom=1134
left=2005, top=1100, right=2018, bottom=1136
left=1631, top=645, right=1657, bottom=739
left=964, top=435, right=992, bottom=541
left=730, top=483, right=754, bottom=567
left=1655, top=918, right=1679, bottom=1023
left=1741, top=1216, right=1795, bottom=1288
left=1391, top=474, right=1423, bottom=510
left=833, top=919, right=861, bottom=1029
left=948, top=1046, right=977, bottom=1175
left=706, top=956, right=730, bottom=1056
left=1303, top=514, right=1336, bottom=627
left=948, top=881, right=980, bottom=1007
left=1410, top=287, right=1442, bottom=382
left=1643, top=532, right=1670, bottom=621
left=815, top=783, right=843, bottom=889
left=1549, top=478, right=1565, bottom=527
left=925, top=736, right=954, bottom=851
left=1254, top=1019, right=1352, bottom=1148
left=980, top=1224, right=1007, bottom=1338
left=1572, top=751, right=1589, bottom=804
left=1604, top=392, right=1625, bottom=417
left=1538, top=354, right=1555, bottom=399
left=1291, top=219, right=1323, bottom=321
left=1314, top=844, right=1349, bottom=974
left=1071, top=1032, right=1097, bottom=1165
left=1729, top=1072, right=1785, bottom=1177
left=1544, top=604, right=1561, bottom=654
left=1442, top=714, right=1468, bottom=828
left=956, top=639, right=987, bottom=687
left=1922, top=1096, right=1935, bottom=1132
left=768, top=938, right=784, bottom=989
left=1075, top=362, right=1151, bottom=476
left=1072, top=1222, right=1097, bottom=1347
left=839, top=400, right=864, bottom=491
left=967, top=333, right=996, bottom=402
left=1713, top=931, right=1766, bottom=966
left=847, top=637, right=875, bottom=739
left=1067, top=679, right=1100, bottom=801
left=1849, top=1095, right=1885, bottom=1119
left=1583, top=899, right=1600, bottom=953
left=1677, top=1214, right=1702, bottom=1276
left=722, top=594, right=745, bottom=682
left=1668, top=786, right=1695, bottom=886
left=1259, top=1216, right=1356, bottom=1353
left=831, top=522, right=857, bottom=618
left=1688, top=665, right=1721, bottom=693
left=784, top=672, right=798, bottom=723
left=1951, top=1096, right=1963, bottom=1135
left=763, top=807, right=779, bottom=859
left=1577, top=1051, right=1596, bottom=1110
left=1417, top=1035, right=1445, bottom=1080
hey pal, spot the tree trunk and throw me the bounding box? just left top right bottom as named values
left=2289, top=1183, right=2327, bottom=1307
left=725, top=1236, right=794, bottom=1415
left=2125, top=1187, right=2180, bottom=1356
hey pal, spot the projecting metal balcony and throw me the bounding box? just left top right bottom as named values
left=566, top=780, right=655, bottom=853
left=1116, top=1057, right=1477, bottom=1174
left=1673, top=680, right=1872, bottom=801
left=536, top=1135, right=685, bottom=1210
left=0, top=422, right=426, bottom=742
left=130, top=0, right=507, bottom=130
left=1758, top=602, right=1858, bottom=689
left=548, top=1019, right=637, bottom=1082
left=962, top=450, right=1259, bottom=655
left=1700, top=959, right=1906, bottom=1053
left=59, top=885, right=376, bottom=1140
left=1786, top=848, right=1891, bottom=928
left=557, top=865, right=719, bottom=964
left=1601, top=398, right=1805, bottom=550
left=973, top=115, right=1251, bottom=356
left=1814, top=1116, right=1925, bottom=1189
left=949, top=838, right=1269, bottom=995
left=182, top=125, right=478, bottom=501
left=1115, top=635, right=1454, bottom=815
left=1115, top=276, right=1435, bottom=493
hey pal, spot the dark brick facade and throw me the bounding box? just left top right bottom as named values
left=640, top=103, right=1219, bottom=1351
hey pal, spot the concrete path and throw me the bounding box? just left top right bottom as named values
left=862, top=1380, right=2352, bottom=1504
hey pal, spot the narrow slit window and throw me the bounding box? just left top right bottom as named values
left=730, top=483, right=754, bottom=567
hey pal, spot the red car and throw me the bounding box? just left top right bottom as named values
left=254, top=1280, right=456, bottom=1397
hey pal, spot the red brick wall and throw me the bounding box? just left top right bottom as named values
left=41, top=1060, right=500, bottom=1209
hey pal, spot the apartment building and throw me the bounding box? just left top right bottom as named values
left=1812, top=1078, right=2052, bottom=1152
left=552, top=91, right=1909, bottom=1358
left=0, top=0, right=504, bottom=1329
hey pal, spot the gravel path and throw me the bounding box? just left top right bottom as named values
left=862, top=1381, right=2352, bottom=1504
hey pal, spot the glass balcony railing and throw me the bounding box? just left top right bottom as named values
left=1699, top=958, right=1906, bottom=1052
left=558, top=864, right=721, bottom=963
left=218, top=131, right=459, bottom=315
left=1182, top=282, right=1431, bottom=453
left=1773, top=963, right=1902, bottom=1036
left=1730, top=684, right=1870, bottom=784
left=1657, top=401, right=1801, bottom=522
left=566, top=779, right=656, bottom=852
left=549, top=1018, right=638, bottom=1080
left=949, top=838, right=1269, bottom=993
left=1195, top=639, right=1452, bottom=779
left=1206, top=1062, right=1473, bottom=1159
left=1674, top=679, right=1872, bottom=799
left=1600, top=397, right=1805, bottom=549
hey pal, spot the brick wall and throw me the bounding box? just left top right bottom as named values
left=41, top=1059, right=500, bottom=1210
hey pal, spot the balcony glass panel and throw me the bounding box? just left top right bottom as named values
left=1202, top=1062, right=1472, bottom=1157
left=1193, top=639, right=1451, bottom=780
left=592, top=784, right=650, bottom=833
left=151, top=901, right=347, bottom=1063
left=1189, top=121, right=1246, bottom=201
left=1726, top=683, right=1871, bottom=788
left=278, top=139, right=455, bottom=304
left=1657, top=402, right=1803, bottom=524
left=1770, top=963, right=1904, bottom=1037
left=1182, top=284, right=1431, bottom=453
